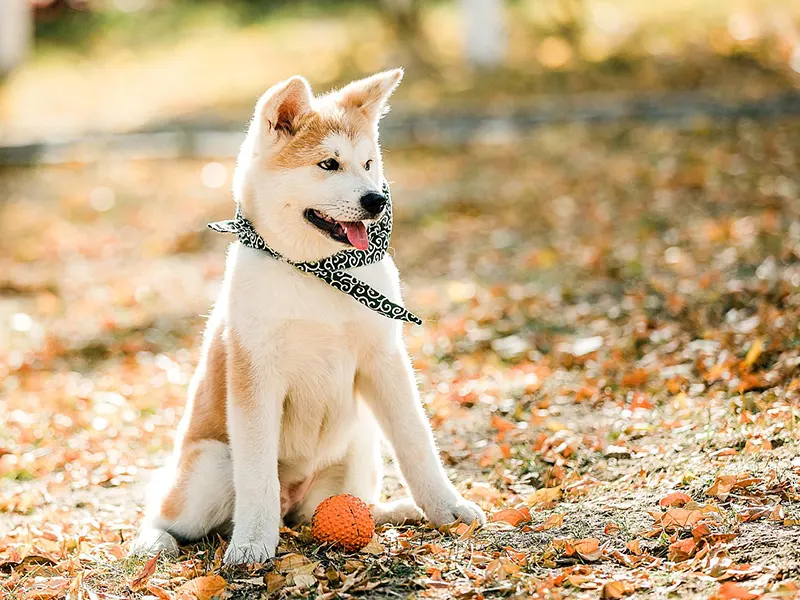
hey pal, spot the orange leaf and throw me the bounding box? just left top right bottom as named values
left=147, top=584, right=174, bottom=600
left=714, top=582, right=757, bottom=600
left=567, top=538, right=602, bottom=562
left=534, top=513, right=564, bottom=532
left=526, top=486, right=562, bottom=507
left=659, top=492, right=692, bottom=508
left=602, top=581, right=630, bottom=599
left=129, top=552, right=160, bottom=591
left=491, top=415, right=516, bottom=433
left=23, top=579, right=70, bottom=600
left=491, top=508, right=531, bottom=527
left=626, top=540, right=642, bottom=555
left=175, top=575, right=226, bottom=600
left=742, top=339, right=763, bottom=371
left=622, top=369, right=649, bottom=387
left=653, top=509, right=706, bottom=530
left=668, top=537, right=696, bottom=562
left=604, top=522, right=620, bottom=535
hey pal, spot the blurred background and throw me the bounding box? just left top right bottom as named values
left=1, top=0, right=800, bottom=579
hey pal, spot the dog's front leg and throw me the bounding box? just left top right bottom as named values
left=224, top=337, right=285, bottom=565
left=359, top=345, right=486, bottom=527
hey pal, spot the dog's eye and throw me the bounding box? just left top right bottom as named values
left=364, top=160, right=372, bottom=171
left=318, top=158, right=340, bottom=171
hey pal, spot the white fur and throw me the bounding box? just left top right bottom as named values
left=130, top=70, right=485, bottom=564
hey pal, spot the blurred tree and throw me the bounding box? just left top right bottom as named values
left=380, top=0, right=438, bottom=75
left=0, top=0, right=32, bottom=75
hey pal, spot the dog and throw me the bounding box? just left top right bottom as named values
left=129, top=69, right=485, bottom=565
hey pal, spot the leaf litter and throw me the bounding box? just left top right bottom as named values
left=1, top=120, right=800, bottom=599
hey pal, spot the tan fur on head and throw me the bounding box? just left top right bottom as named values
left=258, top=76, right=314, bottom=136
left=232, top=69, right=406, bottom=263
left=335, top=68, right=404, bottom=124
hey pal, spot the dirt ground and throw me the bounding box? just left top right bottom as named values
left=1, top=119, right=799, bottom=599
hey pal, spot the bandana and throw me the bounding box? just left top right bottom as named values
left=208, top=183, right=422, bottom=325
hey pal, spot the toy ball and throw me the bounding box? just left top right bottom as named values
left=311, top=494, right=375, bottom=552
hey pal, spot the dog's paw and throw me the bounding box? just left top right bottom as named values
left=422, top=492, right=486, bottom=528
left=224, top=538, right=277, bottom=565
left=129, top=526, right=180, bottom=558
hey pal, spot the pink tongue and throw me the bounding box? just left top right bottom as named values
left=343, top=221, right=369, bottom=251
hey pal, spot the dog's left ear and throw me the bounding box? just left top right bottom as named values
left=337, top=68, right=404, bottom=123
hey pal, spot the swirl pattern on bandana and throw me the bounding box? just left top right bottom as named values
left=208, top=182, right=422, bottom=325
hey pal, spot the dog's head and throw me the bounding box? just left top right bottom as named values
left=233, top=69, right=403, bottom=263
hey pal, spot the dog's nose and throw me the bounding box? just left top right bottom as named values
left=360, top=192, right=387, bottom=216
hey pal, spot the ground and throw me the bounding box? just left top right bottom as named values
left=1, top=117, right=799, bottom=599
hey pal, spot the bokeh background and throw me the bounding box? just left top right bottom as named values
left=1, top=1, right=800, bottom=599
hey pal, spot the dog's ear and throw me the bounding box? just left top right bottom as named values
left=337, top=68, right=403, bottom=122
left=257, top=76, right=313, bottom=137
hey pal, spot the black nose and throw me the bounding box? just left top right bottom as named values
left=360, top=192, right=387, bottom=216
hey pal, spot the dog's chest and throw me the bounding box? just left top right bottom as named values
left=227, top=245, right=400, bottom=463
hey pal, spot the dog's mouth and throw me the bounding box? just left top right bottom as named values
left=304, top=209, right=370, bottom=251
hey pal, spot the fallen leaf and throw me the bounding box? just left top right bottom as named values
left=491, top=507, right=531, bottom=526
left=742, top=339, right=763, bottom=371
left=129, top=552, right=160, bottom=591
left=565, top=538, right=603, bottom=562
left=175, top=575, right=226, bottom=600
left=526, top=487, right=562, bottom=507
left=264, top=572, right=285, bottom=593
left=146, top=584, right=174, bottom=600
left=602, top=581, right=631, bottom=598
left=652, top=508, right=707, bottom=530
left=275, top=553, right=310, bottom=572
left=24, top=578, right=70, bottom=600
left=714, top=582, right=757, bottom=600
left=534, top=513, right=564, bottom=532
left=668, top=537, right=697, bottom=562
left=659, top=492, right=692, bottom=507
left=361, top=537, right=385, bottom=554
left=604, top=522, right=620, bottom=535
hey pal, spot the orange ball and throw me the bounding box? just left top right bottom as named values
left=311, top=494, right=375, bottom=552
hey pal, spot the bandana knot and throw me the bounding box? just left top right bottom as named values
left=208, top=182, right=422, bottom=325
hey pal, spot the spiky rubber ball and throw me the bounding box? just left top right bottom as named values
left=311, top=494, right=375, bottom=552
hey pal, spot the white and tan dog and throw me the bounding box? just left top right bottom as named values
left=130, top=69, right=485, bottom=565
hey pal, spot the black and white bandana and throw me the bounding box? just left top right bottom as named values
left=208, top=183, right=422, bottom=325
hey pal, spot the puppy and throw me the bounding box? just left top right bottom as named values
left=130, top=69, right=485, bottom=565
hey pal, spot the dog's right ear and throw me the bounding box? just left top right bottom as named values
left=256, top=76, right=313, bottom=137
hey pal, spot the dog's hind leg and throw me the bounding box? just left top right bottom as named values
left=130, top=310, right=233, bottom=557
left=130, top=439, right=234, bottom=557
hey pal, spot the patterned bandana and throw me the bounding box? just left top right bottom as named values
left=208, top=183, right=422, bottom=325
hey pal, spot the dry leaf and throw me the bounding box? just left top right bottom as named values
left=534, top=513, right=564, bottom=532
left=175, top=575, right=226, bottom=600
left=714, top=582, right=757, bottom=600
left=565, top=538, right=603, bottom=562
left=604, top=522, right=620, bottom=535
left=659, top=492, right=692, bottom=507
left=146, top=584, right=174, bottom=600
left=129, top=552, right=160, bottom=591
left=264, top=572, right=285, bottom=593
left=361, top=537, right=385, bottom=555
left=491, top=507, right=531, bottom=527
left=652, top=508, right=706, bottom=530
left=275, top=553, right=310, bottom=573
left=526, top=486, right=562, bottom=507
left=602, top=581, right=630, bottom=599
left=742, top=339, right=763, bottom=371
left=668, top=537, right=696, bottom=562
left=24, top=579, right=70, bottom=600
